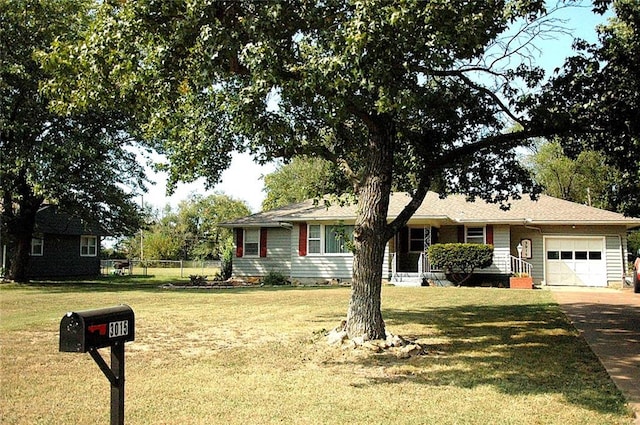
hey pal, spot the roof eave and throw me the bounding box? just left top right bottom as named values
left=218, top=221, right=293, bottom=229
left=522, top=220, right=640, bottom=228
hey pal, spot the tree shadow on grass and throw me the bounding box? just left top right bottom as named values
left=0, top=276, right=170, bottom=293
left=329, top=302, right=629, bottom=416
left=0, top=278, right=352, bottom=294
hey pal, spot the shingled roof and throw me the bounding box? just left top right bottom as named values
left=221, top=192, right=640, bottom=228
left=33, top=205, right=102, bottom=235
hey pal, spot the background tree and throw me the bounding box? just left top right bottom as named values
left=262, top=156, right=351, bottom=211
left=45, top=1, right=613, bottom=340
left=121, top=193, right=250, bottom=261
left=539, top=0, right=640, bottom=216
left=1, top=0, right=146, bottom=282
left=525, top=139, right=620, bottom=210
left=628, top=231, right=640, bottom=259
left=174, top=193, right=251, bottom=260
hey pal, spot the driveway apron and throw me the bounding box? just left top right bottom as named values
left=552, top=288, right=640, bottom=423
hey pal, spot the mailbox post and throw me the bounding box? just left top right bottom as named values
left=59, top=305, right=135, bottom=425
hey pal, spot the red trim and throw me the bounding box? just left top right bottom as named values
left=260, top=228, right=268, bottom=257
left=235, top=228, right=243, bottom=257
left=486, top=225, right=494, bottom=245
left=298, top=223, right=307, bottom=256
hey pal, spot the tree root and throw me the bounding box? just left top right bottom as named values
left=326, top=325, right=428, bottom=359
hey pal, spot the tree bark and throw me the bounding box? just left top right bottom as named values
left=9, top=231, right=33, bottom=283
left=4, top=182, right=42, bottom=282
left=345, top=119, right=394, bottom=340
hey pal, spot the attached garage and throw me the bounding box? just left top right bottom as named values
left=545, top=237, right=607, bottom=287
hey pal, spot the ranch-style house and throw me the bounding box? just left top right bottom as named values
left=221, top=192, right=640, bottom=287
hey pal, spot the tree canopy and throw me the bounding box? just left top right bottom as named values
left=262, top=156, right=351, bottom=211
left=1, top=0, right=147, bottom=281
left=42, top=0, right=638, bottom=339
left=122, top=193, right=250, bottom=261
left=525, top=140, right=620, bottom=211
left=539, top=0, right=640, bottom=216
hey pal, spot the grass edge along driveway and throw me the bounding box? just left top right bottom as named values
left=0, top=283, right=635, bottom=424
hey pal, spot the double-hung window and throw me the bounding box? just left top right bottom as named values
left=244, top=228, right=260, bottom=256
left=30, top=237, right=44, bottom=256
left=466, top=227, right=485, bottom=244
left=80, top=235, right=97, bottom=257
left=308, top=225, right=322, bottom=254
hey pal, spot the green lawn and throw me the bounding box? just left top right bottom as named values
left=0, top=281, right=634, bottom=424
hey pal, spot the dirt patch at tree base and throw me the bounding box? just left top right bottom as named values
left=325, top=326, right=439, bottom=359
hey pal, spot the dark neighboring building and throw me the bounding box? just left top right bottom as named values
left=3, top=205, right=102, bottom=278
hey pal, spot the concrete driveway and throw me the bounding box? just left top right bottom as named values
left=551, top=287, right=640, bottom=423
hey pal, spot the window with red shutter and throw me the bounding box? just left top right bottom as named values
left=260, top=228, right=268, bottom=257
left=298, top=223, right=307, bottom=256
left=235, top=228, right=244, bottom=257
left=486, top=225, right=494, bottom=245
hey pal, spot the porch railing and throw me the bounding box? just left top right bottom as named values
left=394, top=251, right=532, bottom=279
left=510, top=255, right=533, bottom=277
left=391, top=252, right=397, bottom=279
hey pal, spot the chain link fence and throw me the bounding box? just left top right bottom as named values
left=101, top=259, right=221, bottom=278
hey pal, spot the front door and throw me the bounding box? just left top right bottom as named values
left=395, top=226, right=437, bottom=272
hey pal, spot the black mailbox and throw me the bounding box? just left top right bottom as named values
left=60, top=305, right=135, bottom=353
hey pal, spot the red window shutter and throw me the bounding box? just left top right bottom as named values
left=486, top=225, right=494, bottom=245
left=457, top=226, right=465, bottom=243
left=298, top=222, right=307, bottom=256
left=235, top=228, right=244, bottom=257
left=260, top=228, right=268, bottom=257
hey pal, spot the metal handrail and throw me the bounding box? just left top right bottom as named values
left=391, top=252, right=397, bottom=279
left=510, top=255, right=533, bottom=277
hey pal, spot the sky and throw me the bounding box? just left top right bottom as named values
left=141, top=3, right=610, bottom=214
left=143, top=152, right=275, bottom=214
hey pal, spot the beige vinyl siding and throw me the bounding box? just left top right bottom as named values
left=437, top=225, right=510, bottom=275
left=233, top=227, right=291, bottom=277
left=622, top=234, right=630, bottom=273
left=291, top=223, right=352, bottom=280
left=291, top=255, right=354, bottom=280
left=290, top=223, right=391, bottom=282
left=477, top=225, right=511, bottom=274
left=605, top=235, right=624, bottom=284
left=438, top=226, right=458, bottom=243
left=535, top=225, right=626, bottom=286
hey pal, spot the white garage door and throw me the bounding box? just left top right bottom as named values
left=545, top=237, right=607, bottom=287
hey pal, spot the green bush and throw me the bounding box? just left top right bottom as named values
left=428, top=243, right=493, bottom=285
left=189, top=275, right=208, bottom=286
left=220, top=245, right=233, bottom=280
left=262, top=270, right=290, bottom=286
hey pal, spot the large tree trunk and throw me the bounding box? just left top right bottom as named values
left=4, top=188, right=42, bottom=283
left=9, top=232, right=33, bottom=283
left=345, top=120, right=394, bottom=340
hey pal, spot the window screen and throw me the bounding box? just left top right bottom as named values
left=466, top=227, right=484, bottom=244
left=244, top=229, right=259, bottom=256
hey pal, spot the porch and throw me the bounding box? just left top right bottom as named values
left=388, top=225, right=533, bottom=287
left=389, top=250, right=533, bottom=287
